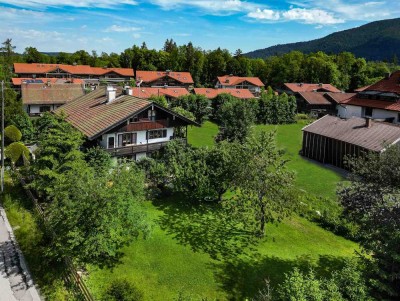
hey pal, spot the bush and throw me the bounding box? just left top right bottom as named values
left=295, top=113, right=310, bottom=120
left=102, top=279, right=144, bottom=301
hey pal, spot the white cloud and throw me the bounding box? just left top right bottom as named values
left=282, top=8, right=344, bottom=24
left=0, top=0, right=137, bottom=8
left=0, top=7, right=52, bottom=23
left=247, top=7, right=344, bottom=25
left=133, top=33, right=141, bottom=39
left=247, top=8, right=280, bottom=21
left=105, top=25, right=142, bottom=32
left=150, top=0, right=258, bottom=14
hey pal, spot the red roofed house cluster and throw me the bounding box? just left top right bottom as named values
left=215, top=75, right=264, bottom=96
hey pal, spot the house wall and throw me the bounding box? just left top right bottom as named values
left=302, top=131, right=370, bottom=169
left=337, top=105, right=399, bottom=123
left=101, top=127, right=174, bottom=149
left=25, top=104, right=63, bottom=115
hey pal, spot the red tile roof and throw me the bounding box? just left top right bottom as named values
left=136, top=70, right=194, bottom=84
left=129, top=87, right=189, bottom=99
left=303, top=115, right=400, bottom=152
left=12, top=77, right=84, bottom=86
left=341, top=97, right=400, bottom=112
left=13, top=63, right=134, bottom=77
left=217, top=75, right=264, bottom=87
left=55, top=87, right=196, bottom=139
left=193, top=88, right=255, bottom=99
left=284, top=83, right=341, bottom=93
left=297, top=92, right=331, bottom=105
left=22, top=83, right=85, bottom=105
left=363, top=71, right=400, bottom=94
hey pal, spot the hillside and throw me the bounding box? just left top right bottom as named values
left=246, top=18, right=400, bottom=61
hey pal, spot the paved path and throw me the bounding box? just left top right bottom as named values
left=0, top=206, right=41, bottom=301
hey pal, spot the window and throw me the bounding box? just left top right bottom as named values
left=108, top=137, right=115, bottom=149
left=129, top=116, right=139, bottom=123
left=118, top=133, right=137, bottom=146
left=398, top=113, right=400, bottom=123
left=147, top=129, right=167, bottom=140
left=364, top=107, right=373, bottom=117
left=148, top=109, right=156, bottom=121
left=39, top=106, right=51, bottom=113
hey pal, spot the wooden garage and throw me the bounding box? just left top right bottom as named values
left=302, top=115, right=400, bottom=169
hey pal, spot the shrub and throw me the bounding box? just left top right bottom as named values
left=102, top=279, right=144, bottom=301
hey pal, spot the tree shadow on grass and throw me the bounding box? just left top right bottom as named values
left=153, top=195, right=258, bottom=261
left=211, top=254, right=350, bottom=300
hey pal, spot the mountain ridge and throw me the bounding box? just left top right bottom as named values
left=245, top=18, right=400, bottom=61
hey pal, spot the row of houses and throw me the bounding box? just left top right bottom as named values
left=15, top=63, right=264, bottom=116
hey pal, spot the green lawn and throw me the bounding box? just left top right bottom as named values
left=188, top=121, right=218, bottom=147
left=254, top=121, right=345, bottom=200
left=86, top=197, right=358, bottom=300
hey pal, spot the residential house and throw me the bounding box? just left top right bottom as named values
left=193, top=88, right=255, bottom=100
left=12, top=77, right=84, bottom=90
left=215, top=75, right=264, bottom=96
left=337, top=71, right=400, bottom=123
left=296, top=91, right=355, bottom=115
left=282, top=83, right=342, bottom=95
left=13, top=63, right=134, bottom=85
left=135, top=70, right=194, bottom=89
left=22, top=82, right=85, bottom=116
left=301, top=115, right=400, bottom=169
left=55, top=86, right=197, bottom=160
left=127, top=86, right=189, bottom=101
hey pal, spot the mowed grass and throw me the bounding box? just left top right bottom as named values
left=86, top=198, right=358, bottom=300
left=254, top=120, right=345, bottom=200
left=86, top=120, right=357, bottom=300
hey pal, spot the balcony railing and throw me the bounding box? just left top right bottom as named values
left=105, top=138, right=186, bottom=157
left=122, top=119, right=169, bottom=132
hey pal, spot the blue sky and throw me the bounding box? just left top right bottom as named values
left=0, top=0, right=399, bottom=54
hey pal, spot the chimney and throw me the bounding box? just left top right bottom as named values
left=365, top=117, right=372, bottom=128
left=124, top=85, right=132, bottom=95
left=106, top=86, right=117, bottom=103
left=318, top=83, right=323, bottom=87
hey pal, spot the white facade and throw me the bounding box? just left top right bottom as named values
left=338, top=104, right=400, bottom=124
left=24, top=104, right=63, bottom=115
left=100, top=127, right=174, bottom=149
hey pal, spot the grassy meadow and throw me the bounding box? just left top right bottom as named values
left=86, top=120, right=357, bottom=300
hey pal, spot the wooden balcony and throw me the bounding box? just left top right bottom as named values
left=105, top=138, right=185, bottom=157
left=122, top=119, right=169, bottom=132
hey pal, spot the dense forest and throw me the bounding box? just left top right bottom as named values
left=246, top=17, right=400, bottom=62
left=2, top=38, right=399, bottom=92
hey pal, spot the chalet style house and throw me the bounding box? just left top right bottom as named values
left=302, top=115, right=400, bottom=169
left=337, top=71, right=400, bottom=123
left=193, top=88, right=255, bottom=100
left=127, top=87, right=189, bottom=101
left=135, top=70, right=194, bottom=89
left=13, top=63, right=134, bottom=84
left=56, top=86, right=197, bottom=160
left=22, top=82, right=85, bottom=116
left=296, top=92, right=355, bottom=115
left=215, top=75, right=264, bottom=96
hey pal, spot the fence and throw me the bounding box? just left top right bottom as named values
left=16, top=172, right=96, bottom=301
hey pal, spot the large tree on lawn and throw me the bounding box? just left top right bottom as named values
left=229, top=130, right=295, bottom=237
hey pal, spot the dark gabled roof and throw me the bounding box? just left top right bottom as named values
left=55, top=87, right=197, bottom=140
left=324, top=92, right=356, bottom=104
left=302, top=115, right=400, bottom=152
left=297, top=92, right=331, bottom=105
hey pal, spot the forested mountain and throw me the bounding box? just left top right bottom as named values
left=246, top=18, right=400, bottom=61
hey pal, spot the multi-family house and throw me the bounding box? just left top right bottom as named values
left=215, top=75, right=264, bottom=96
